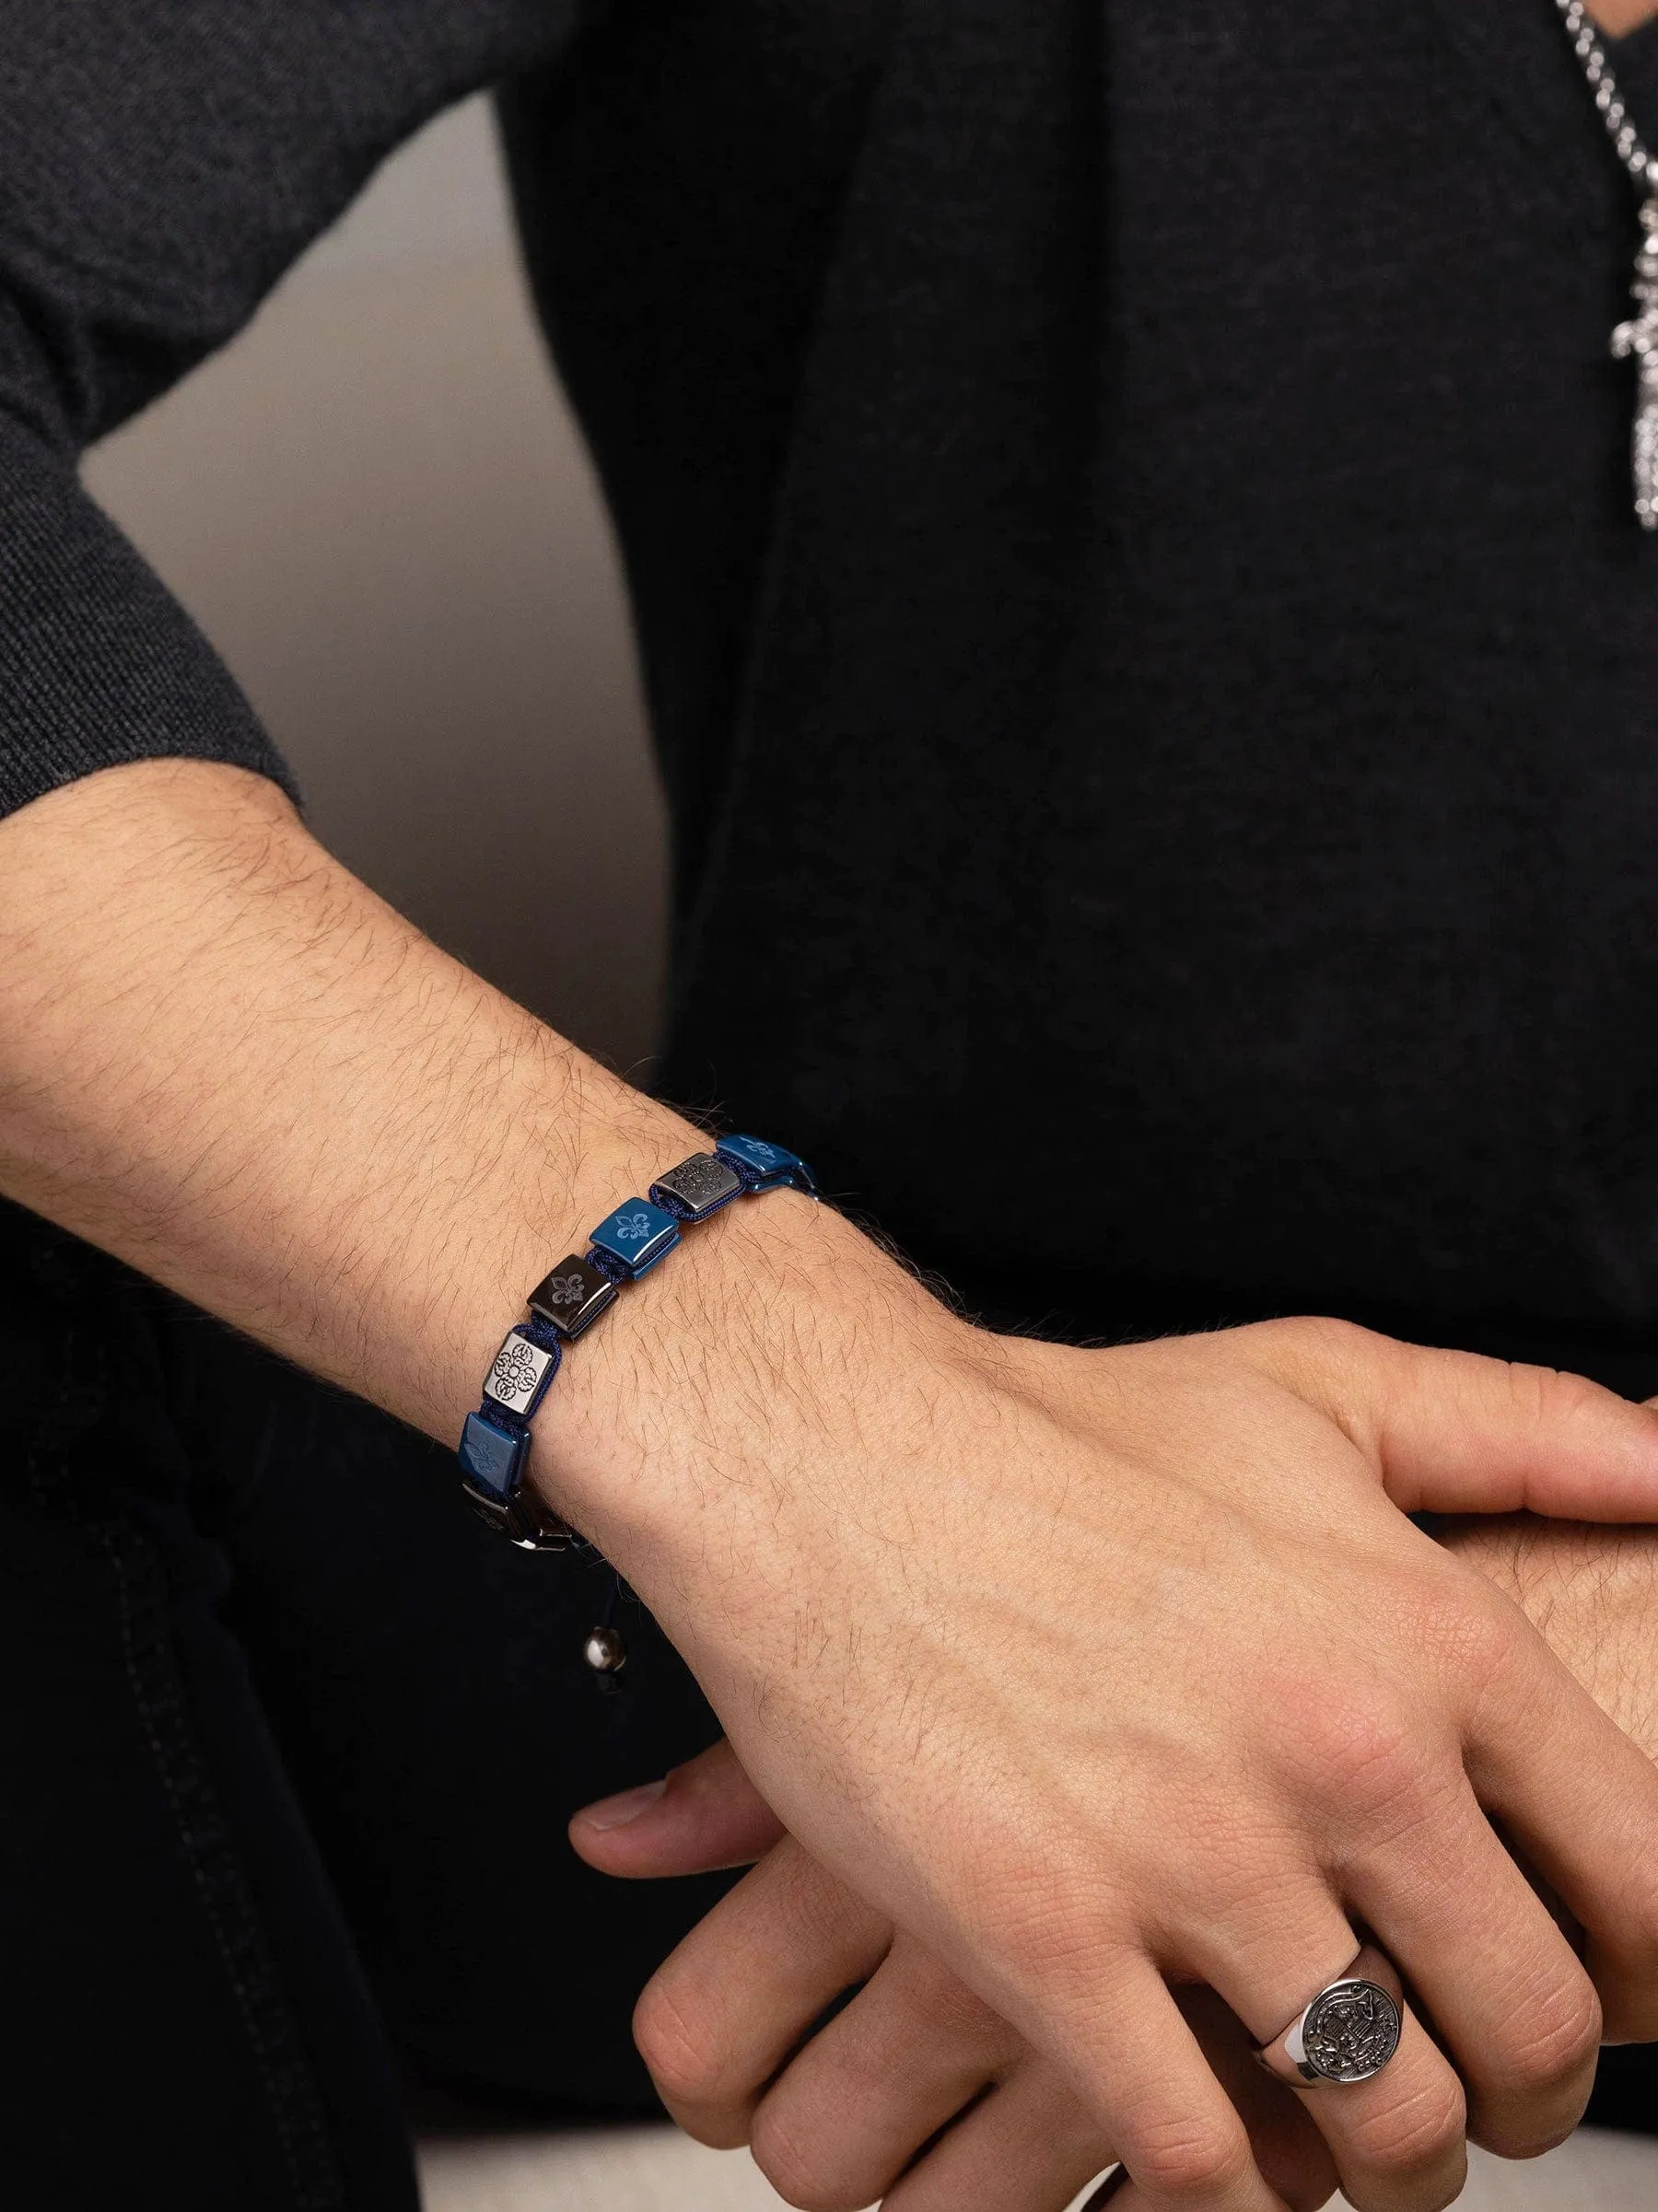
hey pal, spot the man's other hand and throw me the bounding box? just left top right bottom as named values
left=573, top=1741, right=1340, bottom=2212
left=1435, top=1515, right=1658, bottom=1764
left=573, top=1485, right=1658, bottom=2212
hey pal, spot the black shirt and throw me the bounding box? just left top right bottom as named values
left=6, top=0, right=1658, bottom=1348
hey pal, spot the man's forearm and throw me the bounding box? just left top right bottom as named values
left=0, top=757, right=864, bottom=1550
left=0, top=762, right=645, bottom=1427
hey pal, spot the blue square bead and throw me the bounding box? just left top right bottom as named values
left=716, top=1135, right=818, bottom=1193
left=459, top=1408, right=529, bottom=1501
left=589, top=1199, right=681, bottom=1277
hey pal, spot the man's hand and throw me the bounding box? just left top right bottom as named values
left=10, top=767, right=1658, bottom=2212
left=586, top=1304, right=1658, bottom=2212
left=575, top=1518, right=1658, bottom=2212
left=575, top=1743, right=1340, bottom=2212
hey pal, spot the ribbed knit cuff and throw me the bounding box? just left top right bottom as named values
left=0, top=405, right=299, bottom=820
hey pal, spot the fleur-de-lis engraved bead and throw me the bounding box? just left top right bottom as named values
left=528, top=1254, right=618, bottom=1339
left=589, top=1200, right=680, bottom=1278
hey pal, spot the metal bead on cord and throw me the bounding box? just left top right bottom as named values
left=585, top=1574, right=629, bottom=1680
left=584, top=1626, right=627, bottom=1675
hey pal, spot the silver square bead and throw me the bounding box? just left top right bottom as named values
left=651, top=1152, right=744, bottom=1220
left=481, top=1329, right=558, bottom=1417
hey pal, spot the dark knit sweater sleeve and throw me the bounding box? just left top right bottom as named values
left=0, top=0, right=574, bottom=820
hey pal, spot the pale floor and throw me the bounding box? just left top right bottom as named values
left=418, top=2123, right=1658, bottom=2212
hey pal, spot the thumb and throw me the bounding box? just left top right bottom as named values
left=1267, top=1321, right=1658, bottom=1519
left=569, top=1738, right=787, bottom=1879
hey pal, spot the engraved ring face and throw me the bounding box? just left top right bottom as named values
left=1299, top=1980, right=1402, bottom=2084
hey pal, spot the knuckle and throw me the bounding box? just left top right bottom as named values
left=1121, top=2112, right=1253, bottom=2199
left=748, top=2108, right=862, bottom=2212
left=1504, top=1359, right=1607, bottom=1438
left=1491, top=1974, right=1602, bottom=2100
left=1287, top=1686, right=1440, bottom=1833
left=1346, top=2071, right=1465, bottom=2177
left=1403, top=1571, right=1523, bottom=1706
left=1292, top=1313, right=1378, bottom=1364
left=632, top=1971, right=737, bottom=2117
left=1244, top=1314, right=1377, bottom=1390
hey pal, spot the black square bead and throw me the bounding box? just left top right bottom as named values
left=650, top=1152, right=744, bottom=1220
left=528, top=1253, right=619, bottom=1338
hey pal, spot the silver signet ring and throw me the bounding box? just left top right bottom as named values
left=1255, top=1945, right=1405, bottom=2086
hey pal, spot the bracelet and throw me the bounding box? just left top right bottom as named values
left=456, top=1135, right=818, bottom=1552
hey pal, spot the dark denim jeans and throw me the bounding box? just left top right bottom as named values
left=0, top=1202, right=728, bottom=2211
left=3, top=1199, right=1653, bottom=2208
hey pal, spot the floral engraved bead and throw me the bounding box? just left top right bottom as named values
left=482, top=1329, right=556, bottom=1415
left=651, top=1153, right=745, bottom=1219
left=494, top=1339, right=541, bottom=1398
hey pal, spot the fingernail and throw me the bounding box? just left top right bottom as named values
left=1081, top=2171, right=1128, bottom=2210
left=575, top=1777, right=668, bottom=1832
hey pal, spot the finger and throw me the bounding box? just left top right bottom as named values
left=632, top=1837, right=889, bottom=2148
left=1459, top=1617, right=1658, bottom=2045
left=1105, top=2171, right=1325, bottom=2212
left=570, top=1738, right=787, bottom=1878
left=876, top=2056, right=1115, bottom=2212
left=1183, top=1900, right=1465, bottom=2212
left=1339, top=1782, right=1597, bottom=2160
left=1172, top=1988, right=1341, bottom=2212
left=747, top=1938, right=1022, bottom=2211
left=1259, top=1321, right=1658, bottom=1519
left=885, top=1993, right=1337, bottom=2212
left=1045, top=1957, right=1291, bottom=2210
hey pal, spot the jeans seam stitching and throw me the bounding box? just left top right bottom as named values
left=100, top=1512, right=347, bottom=2212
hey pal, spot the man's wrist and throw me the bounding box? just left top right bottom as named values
left=0, top=756, right=954, bottom=1624
left=521, top=1176, right=897, bottom=1559
left=452, top=1131, right=823, bottom=1547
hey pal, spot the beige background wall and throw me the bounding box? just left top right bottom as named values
left=83, top=97, right=665, bottom=1077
